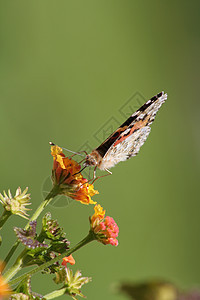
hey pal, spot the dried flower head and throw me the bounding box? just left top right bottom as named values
left=90, top=204, right=119, bottom=246
left=41, top=213, right=70, bottom=253
left=51, top=144, right=98, bottom=205
left=64, top=268, right=91, bottom=300
left=0, top=187, right=31, bottom=219
left=14, top=221, right=48, bottom=249
left=54, top=266, right=91, bottom=299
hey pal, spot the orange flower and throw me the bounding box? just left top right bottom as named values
left=51, top=144, right=98, bottom=205
left=62, top=255, right=75, bottom=267
left=0, top=262, right=11, bottom=298
left=90, top=204, right=105, bottom=225
left=90, top=205, right=119, bottom=246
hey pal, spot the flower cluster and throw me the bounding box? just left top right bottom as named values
left=90, top=204, right=119, bottom=246
left=0, top=143, right=120, bottom=300
left=51, top=144, right=119, bottom=247
left=51, top=144, right=98, bottom=205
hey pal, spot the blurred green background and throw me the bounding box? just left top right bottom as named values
left=0, top=1, right=200, bottom=299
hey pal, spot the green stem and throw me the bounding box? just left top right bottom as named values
left=9, top=231, right=95, bottom=287
left=44, top=288, right=66, bottom=299
left=3, top=186, right=58, bottom=267
left=0, top=209, right=11, bottom=230
left=3, top=249, right=27, bottom=282
left=25, top=185, right=59, bottom=230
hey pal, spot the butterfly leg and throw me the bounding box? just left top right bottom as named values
left=82, top=166, right=97, bottom=183
left=105, top=168, right=112, bottom=175
left=90, top=168, right=112, bottom=184
left=79, top=167, right=112, bottom=186
left=92, top=166, right=97, bottom=180
left=78, top=166, right=96, bottom=186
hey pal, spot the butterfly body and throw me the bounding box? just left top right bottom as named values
left=84, top=91, right=167, bottom=171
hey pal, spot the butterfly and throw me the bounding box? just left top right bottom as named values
left=83, top=91, right=167, bottom=176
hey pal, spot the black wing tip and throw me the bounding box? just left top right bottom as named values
left=151, top=91, right=168, bottom=102
left=49, top=141, right=55, bottom=146
left=157, top=91, right=163, bottom=98
left=136, top=91, right=167, bottom=114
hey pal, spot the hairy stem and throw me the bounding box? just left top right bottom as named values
left=44, top=288, right=66, bottom=299
left=3, top=249, right=27, bottom=282
left=3, top=186, right=58, bottom=267
left=0, top=209, right=11, bottom=230
left=9, top=231, right=95, bottom=286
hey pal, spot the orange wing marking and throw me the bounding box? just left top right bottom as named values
left=113, top=118, right=150, bottom=147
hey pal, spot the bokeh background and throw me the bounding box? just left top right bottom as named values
left=0, top=1, right=200, bottom=299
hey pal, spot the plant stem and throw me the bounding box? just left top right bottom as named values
left=44, top=288, right=66, bottom=299
left=3, top=186, right=58, bottom=267
left=25, top=186, right=59, bottom=229
left=3, top=249, right=27, bottom=282
left=0, top=209, right=11, bottom=230
left=8, top=231, right=95, bottom=287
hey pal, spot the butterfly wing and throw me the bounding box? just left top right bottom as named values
left=97, top=91, right=167, bottom=170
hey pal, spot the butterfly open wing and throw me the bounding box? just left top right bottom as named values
left=97, top=91, right=167, bottom=170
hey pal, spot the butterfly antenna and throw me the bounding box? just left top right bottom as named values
left=49, top=142, right=85, bottom=157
